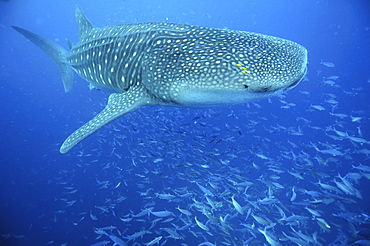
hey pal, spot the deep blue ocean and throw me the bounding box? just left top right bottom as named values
left=1, top=0, right=370, bottom=245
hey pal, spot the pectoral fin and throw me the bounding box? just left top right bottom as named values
left=60, top=85, right=151, bottom=153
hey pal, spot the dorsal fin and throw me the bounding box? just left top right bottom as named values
left=75, top=5, right=95, bottom=39
left=66, top=39, right=73, bottom=49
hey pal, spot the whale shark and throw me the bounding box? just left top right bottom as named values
left=12, top=6, right=308, bottom=153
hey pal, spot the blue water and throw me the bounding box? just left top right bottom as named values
left=1, top=0, right=369, bottom=245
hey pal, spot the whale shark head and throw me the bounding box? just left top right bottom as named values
left=142, top=26, right=308, bottom=107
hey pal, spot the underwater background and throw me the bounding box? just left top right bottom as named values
left=0, top=0, right=369, bottom=245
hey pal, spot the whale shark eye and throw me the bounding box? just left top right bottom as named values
left=244, top=84, right=249, bottom=89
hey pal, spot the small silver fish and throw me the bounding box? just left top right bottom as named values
left=320, top=60, right=335, bottom=67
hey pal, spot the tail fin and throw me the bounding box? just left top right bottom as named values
left=12, top=26, right=74, bottom=92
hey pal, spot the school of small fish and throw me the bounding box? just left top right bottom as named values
left=2, top=61, right=369, bottom=245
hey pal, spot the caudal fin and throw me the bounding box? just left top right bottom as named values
left=12, top=26, right=74, bottom=92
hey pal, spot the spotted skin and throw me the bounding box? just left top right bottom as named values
left=12, top=6, right=308, bottom=153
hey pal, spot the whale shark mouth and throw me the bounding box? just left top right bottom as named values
left=285, top=66, right=307, bottom=91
